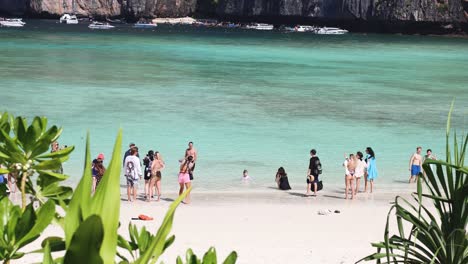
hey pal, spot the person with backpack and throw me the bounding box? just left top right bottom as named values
left=124, top=147, right=142, bottom=202
left=306, top=149, right=322, bottom=196
left=143, top=150, right=154, bottom=200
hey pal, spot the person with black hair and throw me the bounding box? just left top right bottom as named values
left=354, top=151, right=367, bottom=194
left=307, top=149, right=322, bottom=196
left=275, top=167, right=291, bottom=190
left=365, top=147, right=378, bottom=193
left=143, top=150, right=154, bottom=200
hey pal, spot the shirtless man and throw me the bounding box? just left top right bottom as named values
left=185, top=142, right=197, bottom=180
left=408, top=146, right=423, bottom=183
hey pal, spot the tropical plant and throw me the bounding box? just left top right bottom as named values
left=176, top=248, right=238, bottom=264
left=358, top=104, right=467, bottom=264
left=0, top=113, right=237, bottom=264
left=0, top=198, right=55, bottom=264
left=0, top=112, right=74, bottom=209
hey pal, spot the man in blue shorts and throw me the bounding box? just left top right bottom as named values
left=408, top=146, right=423, bottom=183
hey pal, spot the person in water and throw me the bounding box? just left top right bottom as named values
left=408, top=146, right=423, bottom=183
left=242, top=169, right=251, bottom=181
left=365, top=147, right=378, bottom=193
left=275, top=167, right=291, bottom=190
left=178, top=155, right=194, bottom=204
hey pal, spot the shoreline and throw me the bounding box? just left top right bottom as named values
left=1, top=17, right=467, bottom=36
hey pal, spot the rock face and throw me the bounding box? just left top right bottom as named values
left=0, top=0, right=197, bottom=18
left=0, top=0, right=466, bottom=24
left=216, top=0, right=467, bottom=22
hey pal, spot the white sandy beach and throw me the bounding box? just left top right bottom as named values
left=14, top=184, right=416, bottom=264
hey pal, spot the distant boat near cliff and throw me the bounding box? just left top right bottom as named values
left=134, top=19, right=157, bottom=29
left=245, top=23, right=274, bottom=30
left=59, top=14, right=78, bottom=24
left=316, top=27, right=348, bottom=35
left=0, top=18, right=26, bottom=27
left=88, top=22, right=115, bottom=30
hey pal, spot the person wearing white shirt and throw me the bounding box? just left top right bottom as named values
left=124, top=147, right=142, bottom=202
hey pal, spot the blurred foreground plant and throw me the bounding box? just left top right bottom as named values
left=0, top=113, right=237, bottom=264
left=358, top=103, right=467, bottom=264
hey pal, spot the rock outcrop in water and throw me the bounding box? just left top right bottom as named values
left=0, top=0, right=467, bottom=32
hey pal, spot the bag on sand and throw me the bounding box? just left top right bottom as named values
left=311, top=181, right=323, bottom=191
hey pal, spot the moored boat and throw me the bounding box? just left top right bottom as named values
left=88, top=21, right=115, bottom=29
left=0, top=18, right=26, bottom=27
left=316, top=27, right=348, bottom=35
left=245, top=23, right=274, bottom=30
left=133, top=21, right=158, bottom=29
left=295, top=25, right=316, bottom=32
left=59, top=14, right=79, bottom=24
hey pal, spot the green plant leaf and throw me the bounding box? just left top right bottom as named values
left=202, top=247, right=217, bottom=264
left=64, top=215, right=104, bottom=264
left=14, top=116, right=27, bottom=145
left=222, top=251, right=238, bottom=264
left=135, top=188, right=191, bottom=264
left=42, top=241, right=54, bottom=264
left=33, top=159, right=62, bottom=171
left=17, top=200, right=55, bottom=249
left=37, top=146, right=74, bottom=160
left=36, top=170, right=69, bottom=188
left=64, top=132, right=93, bottom=248
left=89, top=129, right=122, bottom=262
left=163, top=235, right=175, bottom=252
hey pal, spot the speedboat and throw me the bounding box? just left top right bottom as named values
left=133, top=22, right=157, bottom=28
left=88, top=22, right=115, bottom=29
left=245, top=23, right=274, bottom=30
left=59, top=14, right=78, bottom=24
left=316, top=27, right=348, bottom=34
left=295, top=25, right=316, bottom=32
left=0, top=18, right=26, bottom=27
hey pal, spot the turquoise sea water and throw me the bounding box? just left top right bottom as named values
left=1, top=20, right=467, bottom=191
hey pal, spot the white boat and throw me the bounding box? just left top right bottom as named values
left=295, top=25, right=316, bottom=32
left=246, top=23, right=274, bottom=30
left=0, top=18, right=26, bottom=27
left=59, top=14, right=79, bottom=24
left=88, top=22, right=115, bottom=29
left=133, top=22, right=157, bottom=28
left=316, top=27, right=348, bottom=35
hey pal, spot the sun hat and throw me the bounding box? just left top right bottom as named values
left=97, top=153, right=105, bottom=160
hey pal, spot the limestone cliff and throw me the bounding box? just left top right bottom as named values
left=0, top=0, right=466, bottom=25
left=216, top=0, right=467, bottom=23
left=0, top=0, right=197, bottom=18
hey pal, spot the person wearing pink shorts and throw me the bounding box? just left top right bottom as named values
left=178, top=156, right=194, bottom=204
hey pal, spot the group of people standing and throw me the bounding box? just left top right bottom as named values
left=342, top=147, right=377, bottom=199
left=271, top=147, right=378, bottom=199
left=118, top=141, right=197, bottom=204
left=409, top=147, right=437, bottom=183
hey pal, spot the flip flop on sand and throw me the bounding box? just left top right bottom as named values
left=132, top=214, right=154, bottom=221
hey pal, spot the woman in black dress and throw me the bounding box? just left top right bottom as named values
left=275, top=167, right=291, bottom=190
